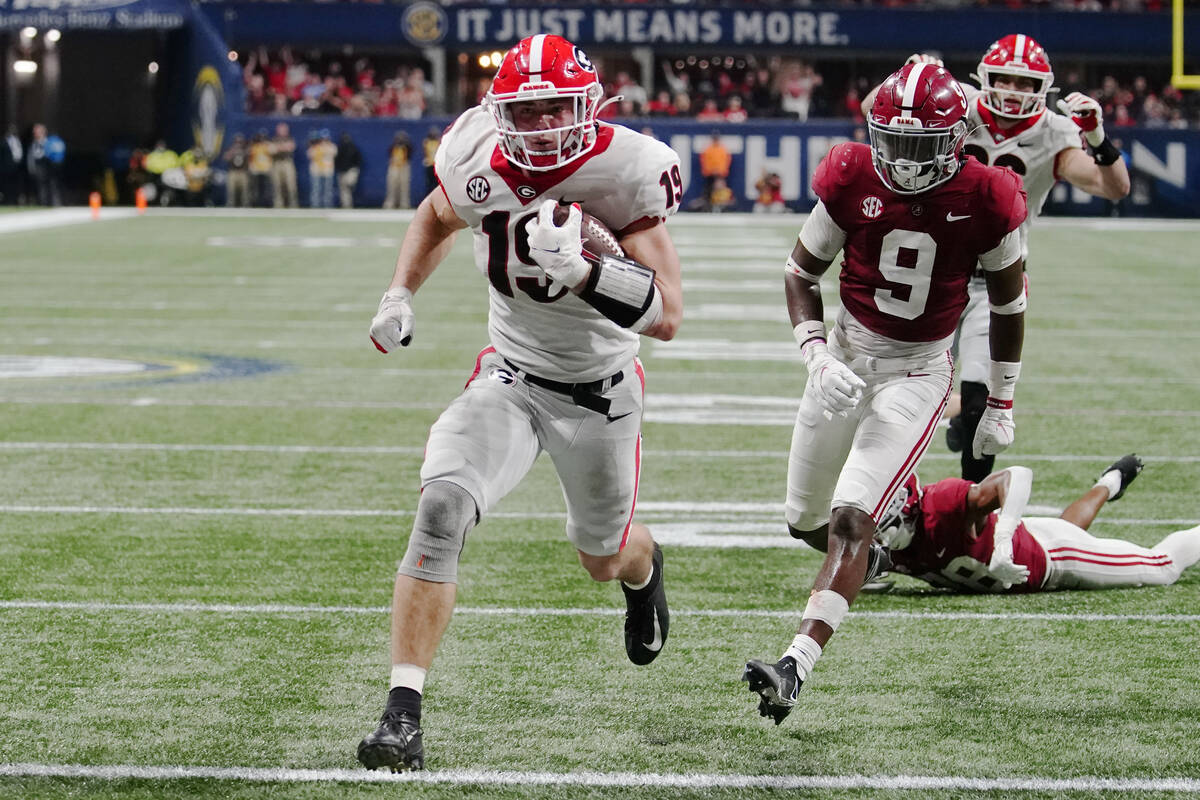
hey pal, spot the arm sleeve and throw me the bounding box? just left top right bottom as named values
left=798, top=200, right=847, bottom=263
left=978, top=228, right=1022, bottom=271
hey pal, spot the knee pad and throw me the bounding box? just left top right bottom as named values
left=398, top=480, right=477, bottom=583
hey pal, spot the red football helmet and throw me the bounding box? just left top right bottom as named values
left=485, top=34, right=608, bottom=172
left=876, top=473, right=922, bottom=550
left=867, top=62, right=969, bottom=195
left=975, top=33, right=1054, bottom=119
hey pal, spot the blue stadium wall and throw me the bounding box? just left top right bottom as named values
left=222, top=115, right=1200, bottom=217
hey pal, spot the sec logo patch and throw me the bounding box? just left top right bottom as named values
left=466, top=176, right=491, bottom=203
left=861, top=196, right=883, bottom=219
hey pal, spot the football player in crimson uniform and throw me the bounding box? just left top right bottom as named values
left=878, top=455, right=1200, bottom=593
left=865, top=38, right=1130, bottom=482
left=744, top=62, right=1028, bottom=726
left=358, top=33, right=683, bottom=771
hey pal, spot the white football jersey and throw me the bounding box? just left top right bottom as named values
left=435, top=106, right=680, bottom=382
left=962, top=85, right=1083, bottom=258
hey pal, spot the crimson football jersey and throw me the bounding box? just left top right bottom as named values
left=812, top=142, right=1027, bottom=342
left=889, top=477, right=1048, bottom=592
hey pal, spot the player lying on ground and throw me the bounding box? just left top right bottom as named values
left=878, top=455, right=1200, bottom=592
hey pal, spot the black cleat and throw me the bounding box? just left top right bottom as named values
left=622, top=543, right=669, bottom=665
left=1100, top=454, right=1144, bottom=501
left=356, top=711, right=424, bottom=772
left=743, top=657, right=802, bottom=725
left=945, top=414, right=965, bottom=453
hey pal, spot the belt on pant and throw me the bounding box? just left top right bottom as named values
left=503, top=358, right=624, bottom=416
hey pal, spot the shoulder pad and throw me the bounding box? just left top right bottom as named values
left=813, top=142, right=870, bottom=200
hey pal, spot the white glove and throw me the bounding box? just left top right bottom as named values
left=988, top=536, right=1030, bottom=590
left=973, top=400, right=1015, bottom=458
left=1056, top=92, right=1106, bottom=148
left=905, top=53, right=944, bottom=67
left=369, top=287, right=414, bottom=353
left=524, top=199, right=591, bottom=288
left=803, top=343, right=866, bottom=417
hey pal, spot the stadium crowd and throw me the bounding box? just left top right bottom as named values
left=240, top=46, right=1199, bottom=130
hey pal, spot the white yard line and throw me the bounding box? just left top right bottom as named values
left=0, top=207, right=137, bottom=235
left=0, top=763, right=1198, bottom=792
left=1, top=762, right=1196, bottom=791
left=0, top=503, right=1189, bottom=527
left=2, top=599, right=1198, bottom=623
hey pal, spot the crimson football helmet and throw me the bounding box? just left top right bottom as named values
left=867, top=62, right=969, bottom=194
left=876, top=473, right=921, bottom=551
left=974, top=33, right=1054, bottom=119
left=485, top=34, right=609, bottom=171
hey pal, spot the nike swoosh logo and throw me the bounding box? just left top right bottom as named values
left=643, top=611, right=663, bottom=652
left=1016, top=141, right=1034, bottom=147
left=1003, top=373, right=1018, bottom=381
left=606, top=411, right=633, bottom=423
left=946, top=213, right=971, bottom=222
left=538, top=246, right=561, bottom=254
left=936, top=548, right=947, bottom=558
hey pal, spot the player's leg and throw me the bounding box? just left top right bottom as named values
left=544, top=361, right=667, bottom=665
left=1061, top=454, right=1144, bottom=529
left=951, top=279, right=992, bottom=481
left=746, top=368, right=948, bottom=724
left=1027, top=517, right=1184, bottom=589
left=358, top=354, right=542, bottom=771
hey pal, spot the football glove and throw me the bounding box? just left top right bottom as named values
left=369, top=287, right=415, bottom=353
left=1056, top=92, right=1106, bottom=148
left=803, top=343, right=865, bottom=417
left=905, top=53, right=944, bottom=67
left=988, top=537, right=1030, bottom=590
left=525, top=199, right=591, bottom=288
left=973, top=398, right=1015, bottom=458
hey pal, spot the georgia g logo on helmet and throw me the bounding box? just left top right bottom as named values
left=484, top=34, right=613, bottom=172
left=867, top=62, right=970, bottom=195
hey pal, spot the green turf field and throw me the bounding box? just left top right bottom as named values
left=1, top=209, right=1198, bottom=799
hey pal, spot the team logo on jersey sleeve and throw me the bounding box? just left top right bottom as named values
left=487, top=367, right=515, bottom=385
left=861, top=196, right=883, bottom=219
left=466, top=176, right=491, bottom=203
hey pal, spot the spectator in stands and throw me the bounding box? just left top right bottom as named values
left=248, top=130, right=275, bottom=207
left=271, top=122, right=299, bottom=208
left=335, top=131, right=363, bottom=208
left=421, top=126, right=440, bottom=197
left=699, top=132, right=732, bottom=202
left=223, top=134, right=250, bottom=208
left=396, top=73, right=427, bottom=119
left=646, top=90, right=676, bottom=117
left=779, top=61, right=822, bottom=121
left=384, top=131, right=412, bottom=210
left=696, top=98, right=724, bottom=122
left=753, top=171, right=786, bottom=214
left=724, top=95, right=748, bottom=123
left=0, top=124, right=24, bottom=205
left=307, top=129, right=337, bottom=209
left=747, top=68, right=780, bottom=117
left=610, top=70, right=648, bottom=114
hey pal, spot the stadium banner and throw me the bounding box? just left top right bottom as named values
left=199, top=2, right=1192, bottom=57
left=0, top=0, right=187, bottom=30
left=223, top=114, right=1199, bottom=217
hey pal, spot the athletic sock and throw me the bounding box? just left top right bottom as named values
left=1094, top=470, right=1123, bottom=500
left=783, top=634, right=823, bottom=681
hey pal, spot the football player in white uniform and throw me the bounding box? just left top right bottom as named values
left=357, top=34, right=683, bottom=771
left=864, top=38, right=1130, bottom=481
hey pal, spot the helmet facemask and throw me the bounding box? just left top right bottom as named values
left=487, top=83, right=605, bottom=172
left=977, top=66, right=1053, bottom=119
left=876, top=475, right=921, bottom=550
left=868, top=118, right=968, bottom=194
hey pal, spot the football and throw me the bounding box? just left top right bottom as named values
left=552, top=203, right=625, bottom=265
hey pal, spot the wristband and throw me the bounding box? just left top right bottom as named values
left=988, top=360, right=1020, bottom=402
left=793, top=320, right=827, bottom=353
left=1092, top=137, right=1121, bottom=167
